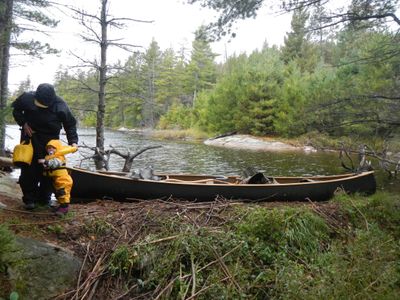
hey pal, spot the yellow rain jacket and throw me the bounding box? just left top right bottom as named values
left=43, top=140, right=77, bottom=204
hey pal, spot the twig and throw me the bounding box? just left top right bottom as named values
left=211, top=247, right=242, bottom=293
left=75, top=242, right=91, bottom=300
left=181, top=277, right=192, bottom=300
left=195, top=242, right=243, bottom=275
left=185, top=276, right=230, bottom=300
left=0, top=207, right=55, bottom=215
left=6, top=219, right=69, bottom=227
left=153, top=277, right=176, bottom=300
left=306, top=198, right=342, bottom=232
left=86, top=279, right=99, bottom=300
left=113, top=283, right=139, bottom=300
left=191, top=256, right=196, bottom=298
left=74, top=251, right=106, bottom=299
left=136, top=234, right=179, bottom=246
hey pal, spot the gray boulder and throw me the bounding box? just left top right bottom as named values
left=8, top=237, right=82, bottom=299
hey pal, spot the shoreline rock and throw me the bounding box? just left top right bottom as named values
left=204, top=134, right=316, bottom=152
left=0, top=173, right=22, bottom=200
left=9, top=237, right=82, bottom=299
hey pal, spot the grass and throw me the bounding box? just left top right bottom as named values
left=149, top=128, right=210, bottom=141
left=102, top=192, right=400, bottom=299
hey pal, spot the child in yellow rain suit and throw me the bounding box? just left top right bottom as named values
left=38, top=139, right=77, bottom=216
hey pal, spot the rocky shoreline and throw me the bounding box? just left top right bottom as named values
left=204, top=134, right=316, bottom=152
left=116, top=127, right=317, bottom=152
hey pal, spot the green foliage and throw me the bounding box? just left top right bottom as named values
left=158, top=103, right=193, bottom=130
left=186, top=27, right=217, bottom=95
left=334, top=192, right=400, bottom=238
left=50, top=8, right=400, bottom=139
left=270, top=224, right=399, bottom=299
left=237, top=208, right=331, bottom=265
left=0, top=225, right=17, bottom=272
left=187, top=0, right=263, bottom=40
left=84, top=217, right=112, bottom=236
left=281, top=8, right=310, bottom=64
left=11, top=0, right=59, bottom=57
left=108, top=244, right=139, bottom=276
left=195, top=48, right=285, bottom=135
left=106, top=192, right=400, bottom=299
left=46, top=224, right=63, bottom=235
left=273, top=62, right=310, bottom=136
left=11, top=40, right=58, bottom=57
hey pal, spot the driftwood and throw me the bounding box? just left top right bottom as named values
left=210, top=131, right=237, bottom=140
left=108, top=145, right=162, bottom=172
left=339, top=142, right=400, bottom=177
left=79, top=143, right=162, bottom=172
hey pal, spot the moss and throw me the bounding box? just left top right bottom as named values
left=0, top=225, right=18, bottom=298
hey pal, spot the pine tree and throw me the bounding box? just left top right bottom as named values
left=0, top=0, right=58, bottom=153
left=186, top=27, right=217, bottom=107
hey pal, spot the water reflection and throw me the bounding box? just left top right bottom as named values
left=5, top=125, right=397, bottom=192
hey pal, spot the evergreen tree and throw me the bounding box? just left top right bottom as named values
left=156, top=48, right=179, bottom=114
left=188, top=0, right=399, bottom=40
left=141, top=39, right=162, bottom=128
left=0, top=0, right=58, bottom=153
left=281, top=8, right=309, bottom=63
left=108, top=52, right=144, bottom=128
left=186, top=27, right=217, bottom=107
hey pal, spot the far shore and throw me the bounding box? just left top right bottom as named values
left=116, top=127, right=317, bottom=152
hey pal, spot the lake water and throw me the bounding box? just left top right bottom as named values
left=5, top=125, right=398, bottom=193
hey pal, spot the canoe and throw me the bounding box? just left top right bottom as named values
left=68, top=167, right=376, bottom=202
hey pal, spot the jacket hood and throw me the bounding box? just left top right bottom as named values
left=46, top=140, right=63, bottom=151
left=35, top=83, right=57, bottom=108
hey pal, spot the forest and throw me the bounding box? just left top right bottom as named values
left=2, top=0, right=400, bottom=146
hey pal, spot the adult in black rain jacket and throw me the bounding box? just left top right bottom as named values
left=12, top=83, right=78, bottom=210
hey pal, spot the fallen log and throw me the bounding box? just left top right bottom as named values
left=0, top=156, right=13, bottom=168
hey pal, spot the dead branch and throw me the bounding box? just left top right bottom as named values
left=338, top=142, right=399, bottom=177
left=339, top=142, right=355, bottom=171
left=108, top=145, right=162, bottom=172
left=211, top=247, right=242, bottom=293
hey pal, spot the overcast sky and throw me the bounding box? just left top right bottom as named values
left=8, top=0, right=292, bottom=92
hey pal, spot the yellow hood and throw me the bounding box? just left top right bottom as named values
left=46, top=139, right=63, bottom=151
left=46, top=140, right=77, bottom=156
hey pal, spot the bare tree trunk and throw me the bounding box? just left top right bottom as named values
left=95, top=0, right=108, bottom=169
left=69, top=0, right=152, bottom=168
left=0, top=0, right=13, bottom=155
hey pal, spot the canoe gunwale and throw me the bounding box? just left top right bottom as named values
left=68, top=167, right=374, bottom=187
